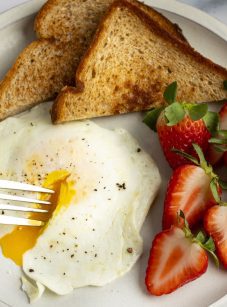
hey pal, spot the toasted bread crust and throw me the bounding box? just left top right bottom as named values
left=0, top=0, right=188, bottom=121
left=0, top=38, right=79, bottom=121
left=123, top=1, right=227, bottom=76
left=52, top=0, right=227, bottom=124
left=35, top=0, right=188, bottom=43
left=34, top=0, right=59, bottom=36
left=80, top=0, right=227, bottom=78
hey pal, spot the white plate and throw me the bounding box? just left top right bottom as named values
left=0, top=1, right=227, bottom=307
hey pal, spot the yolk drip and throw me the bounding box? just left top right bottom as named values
left=0, top=170, right=76, bottom=266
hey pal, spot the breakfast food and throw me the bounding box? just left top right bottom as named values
left=162, top=154, right=220, bottom=230
left=0, top=0, right=226, bottom=304
left=157, top=114, right=211, bottom=168
left=144, top=82, right=215, bottom=169
left=145, top=223, right=212, bottom=296
left=204, top=204, right=227, bottom=268
left=0, top=0, right=187, bottom=121
left=35, top=0, right=186, bottom=42
left=207, top=102, right=227, bottom=165
left=144, top=115, right=225, bottom=295
left=0, top=103, right=161, bottom=301
left=52, top=0, right=227, bottom=124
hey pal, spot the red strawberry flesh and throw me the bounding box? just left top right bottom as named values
left=157, top=113, right=211, bottom=169
left=204, top=206, right=227, bottom=269
left=207, top=103, right=227, bottom=165
left=162, top=165, right=217, bottom=229
left=145, top=226, right=208, bottom=295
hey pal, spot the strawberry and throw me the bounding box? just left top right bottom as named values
left=162, top=144, right=221, bottom=229
left=145, top=225, right=209, bottom=296
left=143, top=82, right=216, bottom=169
left=207, top=102, right=227, bottom=165
left=163, top=165, right=218, bottom=229
left=156, top=113, right=210, bottom=169
left=204, top=205, right=227, bottom=268
left=145, top=212, right=218, bottom=296
left=145, top=226, right=208, bottom=296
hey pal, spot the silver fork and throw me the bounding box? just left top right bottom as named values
left=0, top=180, right=54, bottom=227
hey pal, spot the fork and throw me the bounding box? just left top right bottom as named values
left=0, top=180, right=54, bottom=227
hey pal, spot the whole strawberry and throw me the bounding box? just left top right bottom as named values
left=157, top=113, right=210, bottom=168
left=144, top=82, right=218, bottom=169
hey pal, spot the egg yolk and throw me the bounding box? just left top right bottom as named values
left=0, top=170, right=76, bottom=266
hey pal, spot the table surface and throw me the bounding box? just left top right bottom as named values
left=0, top=0, right=226, bottom=25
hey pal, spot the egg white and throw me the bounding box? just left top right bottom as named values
left=0, top=103, right=161, bottom=299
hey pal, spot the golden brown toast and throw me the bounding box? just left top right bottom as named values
left=0, top=0, right=186, bottom=121
left=52, top=0, right=227, bottom=124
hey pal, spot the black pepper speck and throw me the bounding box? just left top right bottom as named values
left=127, top=248, right=133, bottom=254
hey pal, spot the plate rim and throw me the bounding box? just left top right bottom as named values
left=0, top=1, right=226, bottom=307
left=0, top=0, right=227, bottom=42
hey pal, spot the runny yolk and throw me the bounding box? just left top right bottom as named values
left=0, top=170, right=76, bottom=266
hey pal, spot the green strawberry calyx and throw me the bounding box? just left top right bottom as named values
left=173, top=143, right=222, bottom=197
left=178, top=210, right=219, bottom=266
left=143, top=81, right=219, bottom=133
left=208, top=130, right=227, bottom=153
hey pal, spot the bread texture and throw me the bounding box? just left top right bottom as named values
left=52, top=0, right=227, bottom=124
left=0, top=0, right=186, bottom=121
left=35, top=0, right=187, bottom=43
left=0, top=40, right=78, bottom=119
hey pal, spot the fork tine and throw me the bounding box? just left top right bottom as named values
left=0, top=204, right=48, bottom=213
left=0, top=193, right=51, bottom=205
left=0, top=216, right=44, bottom=226
left=0, top=180, right=54, bottom=194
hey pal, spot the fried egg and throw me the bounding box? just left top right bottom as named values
left=0, top=103, right=161, bottom=301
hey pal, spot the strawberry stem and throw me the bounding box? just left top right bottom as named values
left=178, top=211, right=219, bottom=266
left=201, top=237, right=219, bottom=267
left=173, top=144, right=221, bottom=202
left=171, top=148, right=199, bottom=165
left=210, top=179, right=221, bottom=203
left=179, top=210, right=193, bottom=239
left=209, top=130, right=227, bottom=152
left=219, top=180, right=227, bottom=190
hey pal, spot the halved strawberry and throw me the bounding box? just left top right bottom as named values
left=162, top=144, right=221, bottom=229
left=207, top=103, right=227, bottom=165
left=204, top=205, right=227, bottom=269
left=145, top=226, right=208, bottom=295
left=162, top=165, right=218, bottom=229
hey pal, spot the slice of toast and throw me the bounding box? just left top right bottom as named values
left=35, top=0, right=187, bottom=43
left=0, top=0, right=186, bottom=121
left=0, top=40, right=78, bottom=119
left=52, top=0, right=227, bottom=124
